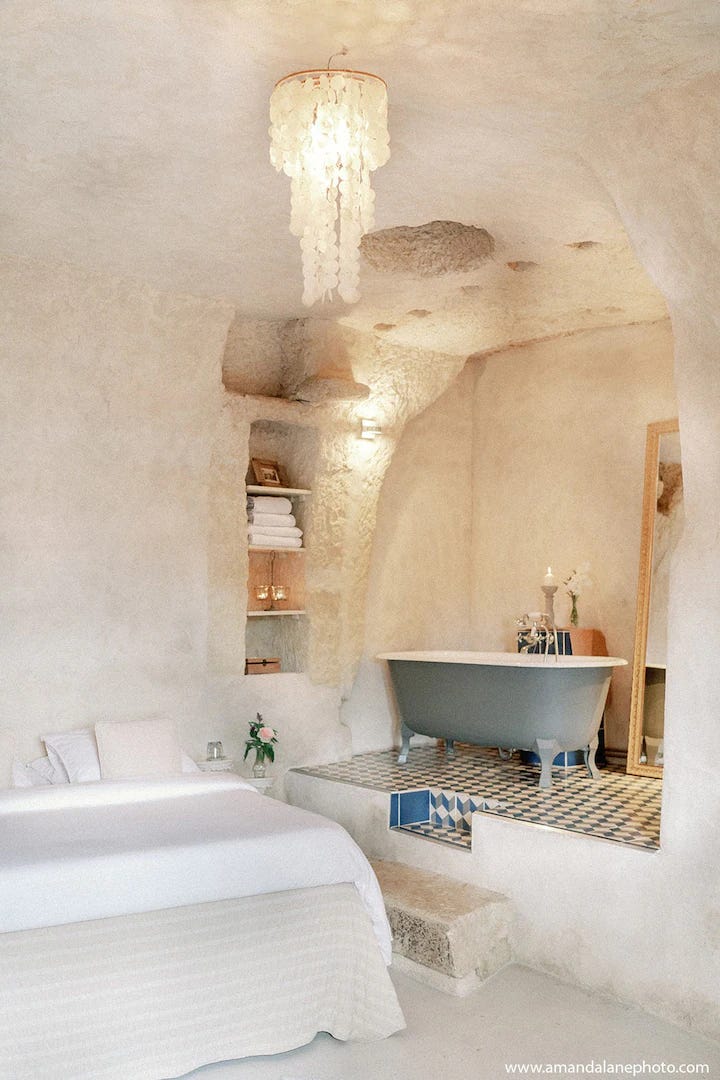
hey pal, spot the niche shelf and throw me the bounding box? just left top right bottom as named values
left=248, top=545, right=307, bottom=553
left=247, top=610, right=305, bottom=618
left=244, top=418, right=318, bottom=673
left=246, top=484, right=311, bottom=497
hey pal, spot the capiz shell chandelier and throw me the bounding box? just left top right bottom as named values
left=269, top=67, right=389, bottom=306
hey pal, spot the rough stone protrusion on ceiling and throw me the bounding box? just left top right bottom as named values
left=282, top=319, right=370, bottom=404
left=291, top=372, right=370, bottom=404
left=360, top=220, right=495, bottom=276
left=507, top=260, right=537, bottom=272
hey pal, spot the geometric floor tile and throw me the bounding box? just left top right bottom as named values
left=395, top=819, right=473, bottom=849
left=294, top=743, right=662, bottom=850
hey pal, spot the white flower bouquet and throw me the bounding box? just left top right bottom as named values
left=564, top=563, right=593, bottom=626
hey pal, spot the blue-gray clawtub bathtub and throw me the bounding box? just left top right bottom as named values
left=379, top=651, right=628, bottom=788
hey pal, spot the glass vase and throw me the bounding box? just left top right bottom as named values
left=570, top=596, right=579, bottom=627
left=252, top=759, right=266, bottom=778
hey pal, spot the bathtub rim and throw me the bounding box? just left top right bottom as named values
left=377, top=650, right=628, bottom=668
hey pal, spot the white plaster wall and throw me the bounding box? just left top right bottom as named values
left=0, top=253, right=232, bottom=760
left=347, top=320, right=677, bottom=753
left=342, top=364, right=474, bottom=753
left=470, top=321, right=677, bottom=749
left=0, top=256, right=361, bottom=776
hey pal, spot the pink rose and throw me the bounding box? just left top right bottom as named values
left=258, top=726, right=275, bottom=742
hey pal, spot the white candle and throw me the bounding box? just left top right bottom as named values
left=543, top=567, right=556, bottom=587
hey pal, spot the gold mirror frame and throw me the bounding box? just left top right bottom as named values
left=626, top=418, right=679, bottom=778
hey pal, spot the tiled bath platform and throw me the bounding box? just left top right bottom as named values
left=294, top=744, right=662, bottom=851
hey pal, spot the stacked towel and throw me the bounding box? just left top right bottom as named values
left=250, top=525, right=303, bottom=538
left=247, top=495, right=293, bottom=516
left=249, top=512, right=297, bottom=528
left=247, top=495, right=303, bottom=549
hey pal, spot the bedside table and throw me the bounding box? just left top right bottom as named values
left=196, top=758, right=235, bottom=773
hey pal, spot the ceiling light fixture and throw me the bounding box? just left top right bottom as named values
left=269, top=57, right=389, bottom=307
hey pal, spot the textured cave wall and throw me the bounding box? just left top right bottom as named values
left=206, top=320, right=468, bottom=781
left=583, top=73, right=720, bottom=1029
left=453, top=76, right=720, bottom=1040
left=470, top=320, right=677, bottom=750
left=0, top=253, right=233, bottom=759
left=0, top=265, right=468, bottom=779
left=347, top=320, right=676, bottom=754
left=340, top=77, right=720, bottom=1037
left=341, top=364, right=475, bottom=753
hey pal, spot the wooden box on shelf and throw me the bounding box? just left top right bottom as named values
left=245, top=657, right=281, bottom=675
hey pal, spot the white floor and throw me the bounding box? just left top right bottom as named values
left=184, top=964, right=720, bottom=1080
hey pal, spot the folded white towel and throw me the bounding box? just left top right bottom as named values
left=248, top=532, right=302, bottom=550
left=247, top=495, right=293, bottom=516
left=248, top=524, right=303, bottom=538
left=248, top=512, right=297, bottom=528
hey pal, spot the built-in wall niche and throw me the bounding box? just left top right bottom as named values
left=244, top=419, right=318, bottom=675
left=245, top=610, right=308, bottom=674
left=246, top=420, right=317, bottom=500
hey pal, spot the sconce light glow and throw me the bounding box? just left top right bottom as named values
left=360, top=418, right=382, bottom=441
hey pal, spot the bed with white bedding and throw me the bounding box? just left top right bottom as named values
left=0, top=774, right=404, bottom=1079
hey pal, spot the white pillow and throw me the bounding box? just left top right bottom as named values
left=13, top=759, right=54, bottom=787
left=0, top=729, right=17, bottom=789
left=25, top=755, right=67, bottom=785
left=37, top=727, right=197, bottom=784
left=95, top=717, right=183, bottom=780
left=42, top=729, right=100, bottom=783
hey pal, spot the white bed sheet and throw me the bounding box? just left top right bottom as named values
left=0, top=773, right=392, bottom=962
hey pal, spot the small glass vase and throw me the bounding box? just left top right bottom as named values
left=570, top=595, right=579, bottom=627
left=252, top=758, right=266, bottom=779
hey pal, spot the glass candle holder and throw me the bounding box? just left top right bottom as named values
left=271, top=584, right=287, bottom=602
left=207, top=741, right=224, bottom=761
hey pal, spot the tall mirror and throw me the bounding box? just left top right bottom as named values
left=627, top=419, right=682, bottom=777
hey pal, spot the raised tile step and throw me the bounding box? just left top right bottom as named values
left=372, top=859, right=512, bottom=996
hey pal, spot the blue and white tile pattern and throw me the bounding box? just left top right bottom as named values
left=295, top=744, right=661, bottom=851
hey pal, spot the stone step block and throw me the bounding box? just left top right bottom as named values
left=372, top=858, right=512, bottom=996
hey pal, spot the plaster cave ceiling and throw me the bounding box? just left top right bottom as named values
left=3, top=1, right=720, bottom=358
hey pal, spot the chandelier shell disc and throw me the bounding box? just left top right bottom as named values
left=269, top=68, right=389, bottom=306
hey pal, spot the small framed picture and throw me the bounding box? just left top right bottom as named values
left=251, top=457, right=284, bottom=487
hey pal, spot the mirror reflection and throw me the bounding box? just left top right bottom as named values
left=627, top=420, right=682, bottom=776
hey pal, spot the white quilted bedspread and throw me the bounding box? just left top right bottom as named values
left=0, top=885, right=405, bottom=1080
left=0, top=773, right=392, bottom=962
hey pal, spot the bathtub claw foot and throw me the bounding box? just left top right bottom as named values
left=398, top=721, right=415, bottom=764
left=584, top=737, right=600, bottom=780
left=534, top=738, right=560, bottom=789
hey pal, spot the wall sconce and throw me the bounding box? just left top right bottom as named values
left=360, top=418, right=382, bottom=441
